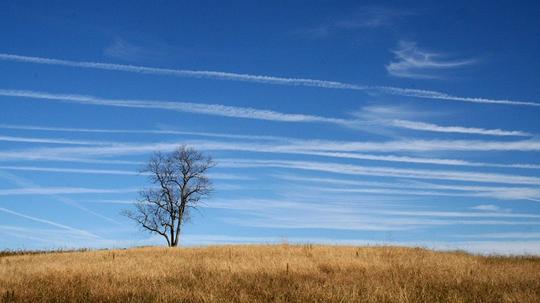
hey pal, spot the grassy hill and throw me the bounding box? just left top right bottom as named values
left=1, top=244, right=539, bottom=302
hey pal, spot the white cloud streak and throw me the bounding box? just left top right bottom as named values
left=300, top=185, right=540, bottom=201
left=386, top=41, right=476, bottom=79
left=1, top=164, right=538, bottom=200
left=294, top=7, right=416, bottom=38
left=221, top=159, right=540, bottom=186
left=0, top=53, right=368, bottom=89
left=276, top=150, right=540, bottom=169
left=370, top=209, right=540, bottom=219
left=0, top=53, right=538, bottom=107
left=211, top=138, right=533, bottom=153
left=0, top=89, right=353, bottom=127
left=0, top=207, right=100, bottom=238
left=470, top=204, right=501, bottom=212
left=73, top=135, right=540, bottom=155
left=0, top=135, right=110, bottom=145
left=203, top=196, right=540, bottom=237
left=0, top=225, right=103, bottom=247
left=377, top=86, right=540, bottom=107
left=104, top=38, right=149, bottom=62
left=391, top=119, right=531, bottom=137
left=352, top=105, right=533, bottom=137
left=224, top=216, right=534, bottom=232
left=0, top=171, right=124, bottom=225
left=1, top=121, right=539, bottom=169
left=0, top=225, right=163, bottom=250
left=216, top=199, right=539, bottom=232
left=274, top=174, right=540, bottom=201
left=254, top=196, right=540, bottom=219
left=0, top=124, right=284, bottom=142
left=4, top=136, right=540, bottom=158
left=0, top=187, right=138, bottom=196
left=0, top=165, right=142, bottom=176
left=0, top=165, right=250, bottom=181
left=1, top=137, right=539, bottom=171
left=277, top=138, right=540, bottom=153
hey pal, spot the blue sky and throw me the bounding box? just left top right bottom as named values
left=1, top=1, right=540, bottom=254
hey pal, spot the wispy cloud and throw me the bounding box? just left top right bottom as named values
left=352, top=104, right=434, bottom=121
left=223, top=216, right=532, bottom=232
left=0, top=171, right=124, bottom=225
left=0, top=207, right=100, bottom=238
left=10, top=89, right=529, bottom=138
left=303, top=183, right=540, bottom=202
left=366, top=209, right=539, bottom=219
left=391, top=119, right=531, bottom=136
left=293, top=6, right=415, bottom=38
left=470, top=204, right=502, bottom=212
left=376, top=86, right=539, bottom=106
left=0, top=53, right=367, bottom=89
left=274, top=174, right=540, bottom=201
left=0, top=187, right=137, bottom=196
left=221, top=158, right=540, bottom=187
left=275, top=150, right=539, bottom=169
left=1, top=137, right=540, bottom=170
left=2, top=125, right=540, bottom=157
left=0, top=225, right=163, bottom=249
left=0, top=53, right=538, bottom=106
left=0, top=164, right=250, bottom=181
left=104, top=38, right=153, bottom=62
left=0, top=165, right=142, bottom=176
left=353, top=104, right=532, bottom=137
left=2, top=162, right=539, bottom=200
left=0, top=89, right=354, bottom=127
left=212, top=198, right=539, bottom=233
left=386, top=41, right=476, bottom=79
left=77, top=199, right=139, bottom=205
left=0, top=135, right=111, bottom=145
left=0, top=225, right=103, bottom=247
left=273, top=138, right=540, bottom=152
left=0, top=124, right=284, bottom=142
left=335, top=6, right=414, bottom=28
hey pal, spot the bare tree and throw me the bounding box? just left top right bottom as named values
left=123, top=145, right=215, bottom=247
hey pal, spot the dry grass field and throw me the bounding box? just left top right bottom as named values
left=1, top=244, right=539, bottom=302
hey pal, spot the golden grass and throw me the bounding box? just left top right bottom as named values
left=1, top=244, right=539, bottom=302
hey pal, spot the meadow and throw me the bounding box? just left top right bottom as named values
left=1, top=245, right=539, bottom=302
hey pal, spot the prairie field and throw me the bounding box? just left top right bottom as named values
left=1, top=245, right=539, bottom=303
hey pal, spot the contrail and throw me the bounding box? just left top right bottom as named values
left=0, top=171, right=123, bottom=225
left=0, top=88, right=354, bottom=126
left=0, top=123, right=285, bottom=142
left=1, top=124, right=538, bottom=169
left=377, top=86, right=540, bottom=107
left=391, top=119, right=531, bottom=136
left=0, top=53, right=364, bottom=89
left=1, top=52, right=539, bottom=107
left=220, top=158, right=540, bottom=185
left=0, top=135, right=112, bottom=145
left=1, top=136, right=540, bottom=168
left=0, top=207, right=101, bottom=239
left=0, top=186, right=138, bottom=195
